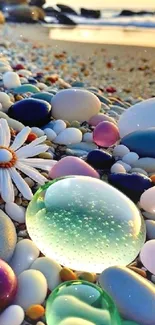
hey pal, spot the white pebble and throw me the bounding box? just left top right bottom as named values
left=146, top=220, right=155, bottom=239
left=122, top=152, right=139, bottom=165
left=142, top=211, right=155, bottom=220
left=5, top=202, right=25, bottom=223
left=53, top=128, right=82, bottom=145
left=44, top=128, right=57, bottom=141
left=140, top=186, right=155, bottom=213
left=37, top=322, right=45, bottom=325
left=31, top=127, right=45, bottom=137
left=140, top=240, right=155, bottom=275
left=130, top=168, right=148, bottom=176
left=113, top=144, right=130, bottom=158
left=59, top=319, right=96, bottom=325
left=111, top=163, right=126, bottom=174
left=10, top=239, right=40, bottom=275
left=83, top=132, right=93, bottom=143
left=14, top=270, right=47, bottom=310
left=3, top=71, right=21, bottom=89
left=53, top=119, right=66, bottom=135
left=0, top=305, right=24, bottom=325
left=30, top=257, right=62, bottom=291
left=117, top=160, right=131, bottom=172
left=17, top=69, right=32, bottom=77
left=37, top=82, right=48, bottom=90
left=20, top=77, right=28, bottom=84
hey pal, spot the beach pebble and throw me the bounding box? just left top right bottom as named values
left=3, top=71, right=21, bottom=89
left=0, top=305, right=24, bottom=325
left=0, top=259, right=17, bottom=311
left=145, top=220, right=155, bottom=239
left=88, top=113, right=116, bottom=126
left=31, top=92, right=53, bottom=103
left=0, top=209, right=17, bottom=262
left=44, top=128, right=57, bottom=141
left=0, top=92, right=12, bottom=111
left=122, top=152, right=139, bottom=165
left=93, top=121, right=120, bottom=147
left=59, top=319, right=96, bottom=325
left=31, top=127, right=45, bottom=137
left=99, top=265, right=155, bottom=325
left=14, top=270, right=47, bottom=310
left=26, top=305, right=45, bottom=320
left=51, top=89, right=101, bottom=122
left=17, top=69, right=32, bottom=77
left=68, top=142, right=97, bottom=152
left=140, top=186, right=155, bottom=213
left=49, top=156, right=99, bottom=179
left=113, top=144, right=130, bottom=158
left=53, top=128, right=82, bottom=145
left=140, top=240, right=155, bottom=274
left=10, top=239, right=40, bottom=275
left=110, top=163, right=126, bottom=174
left=130, top=168, right=148, bottom=176
left=13, top=84, right=40, bottom=94
left=5, top=202, right=26, bottom=223
left=83, top=132, right=93, bottom=142
left=142, top=211, right=155, bottom=220
left=60, top=267, right=77, bottom=281
left=53, top=119, right=66, bottom=134
left=87, top=149, right=114, bottom=170
left=116, top=161, right=131, bottom=172
left=30, top=257, right=62, bottom=291
left=131, top=158, right=155, bottom=173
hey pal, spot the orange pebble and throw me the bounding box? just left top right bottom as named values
left=27, top=133, right=38, bottom=143
left=150, top=175, right=155, bottom=182
left=26, top=305, right=45, bottom=320
left=60, top=267, right=77, bottom=282
left=128, top=266, right=147, bottom=278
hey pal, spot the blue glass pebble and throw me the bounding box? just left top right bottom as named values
left=13, top=84, right=40, bottom=94
left=8, top=98, right=52, bottom=127
left=31, top=92, right=54, bottom=103
left=87, top=149, right=114, bottom=169
left=108, top=173, right=153, bottom=203
left=28, top=77, right=38, bottom=85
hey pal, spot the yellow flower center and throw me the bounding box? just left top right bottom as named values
left=0, top=146, right=17, bottom=168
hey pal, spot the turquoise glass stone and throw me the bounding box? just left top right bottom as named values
left=26, top=176, right=145, bottom=273
left=31, top=92, right=54, bottom=103
left=13, top=84, right=40, bottom=94
left=46, top=280, right=122, bottom=325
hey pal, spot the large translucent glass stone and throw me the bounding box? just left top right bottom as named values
left=45, top=280, right=122, bottom=325
left=26, top=176, right=146, bottom=273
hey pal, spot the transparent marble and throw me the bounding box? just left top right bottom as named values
left=46, top=280, right=122, bottom=325
left=26, top=176, right=146, bottom=273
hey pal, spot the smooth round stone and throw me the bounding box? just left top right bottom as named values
left=113, top=145, right=130, bottom=158
left=140, top=240, right=155, bottom=274
left=10, top=239, right=40, bottom=276
left=140, top=186, right=155, bottom=213
left=53, top=128, right=82, bottom=145
left=83, top=132, right=93, bottom=143
left=93, top=121, right=120, bottom=147
left=116, top=161, right=131, bottom=172
left=14, top=269, right=47, bottom=310
left=49, top=156, right=99, bottom=179
left=13, top=84, right=40, bottom=94
left=86, top=149, right=114, bottom=170
left=109, top=105, right=125, bottom=114
left=145, top=220, right=155, bottom=239
left=3, top=71, right=21, bottom=89
left=53, top=120, right=66, bottom=135
left=51, top=89, right=101, bottom=122
left=142, top=211, right=155, bottom=220
left=0, top=92, right=12, bottom=111
left=99, top=265, right=155, bottom=325
left=26, top=176, right=145, bottom=273
left=46, top=280, right=121, bottom=325
left=31, top=127, right=45, bottom=137
left=88, top=113, right=116, bottom=126
left=131, top=158, right=155, bottom=173
left=121, top=128, right=155, bottom=158
left=118, top=98, right=155, bottom=138
left=0, top=305, right=24, bottom=325
left=31, top=92, right=53, bottom=103
left=67, top=142, right=97, bottom=152
left=0, top=148, right=12, bottom=162
left=108, top=173, right=152, bottom=203
left=91, top=92, right=111, bottom=105
left=5, top=202, right=25, bottom=223
left=122, top=152, right=139, bottom=165
left=0, top=210, right=17, bottom=262
left=110, top=163, right=126, bottom=174
left=8, top=98, right=51, bottom=127
left=44, top=128, right=57, bottom=141
left=130, top=168, right=148, bottom=177
left=30, top=257, right=62, bottom=291
left=0, top=259, right=17, bottom=311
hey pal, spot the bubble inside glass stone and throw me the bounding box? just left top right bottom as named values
left=26, top=176, right=146, bottom=273
left=46, top=280, right=122, bottom=325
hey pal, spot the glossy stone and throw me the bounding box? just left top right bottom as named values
left=26, top=176, right=145, bottom=273
left=46, top=280, right=121, bottom=325
left=88, top=113, right=116, bottom=126
left=121, top=128, right=155, bottom=158
left=0, top=259, right=18, bottom=311
left=13, top=84, right=40, bottom=94
left=8, top=98, right=51, bottom=127
left=140, top=186, right=155, bottom=213
left=31, top=92, right=54, bottom=103
left=93, top=121, right=120, bottom=147
left=0, top=210, right=17, bottom=262
left=140, top=240, right=155, bottom=274
left=87, top=149, right=114, bottom=169
left=108, top=173, right=152, bottom=203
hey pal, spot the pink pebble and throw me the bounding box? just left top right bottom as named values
left=89, top=113, right=116, bottom=126
left=49, top=156, right=99, bottom=179
left=93, top=121, right=120, bottom=147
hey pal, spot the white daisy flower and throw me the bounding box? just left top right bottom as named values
left=0, top=118, right=57, bottom=203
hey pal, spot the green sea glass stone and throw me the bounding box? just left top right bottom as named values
left=45, top=280, right=122, bottom=325
left=26, top=176, right=146, bottom=273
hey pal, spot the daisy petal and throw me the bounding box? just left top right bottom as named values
left=0, top=169, right=14, bottom=202
left=10, top=126, right=31, bottom=151
left=0, top=118, right=11, bottom=147
left=16, top=144, right=49, bottom=159
left=16, top=161, right=47, bottom=185
left=19, top=135, right=47, bottom=149
left=19, top=158, right=57, bottom=171
left=9, top=167, right=33, bottom=200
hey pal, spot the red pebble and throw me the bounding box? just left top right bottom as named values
left=106, top=86, right=116, bottom=93
left=27, top=133, right=38, bottom=143
left=106, top=62, right=113, bottom=68
left=14, top=64, right=25, bottom=70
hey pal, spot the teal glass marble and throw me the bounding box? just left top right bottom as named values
left=46, top=280, right=122, bottom=325
left=26, top=176, right=146, bottom=273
